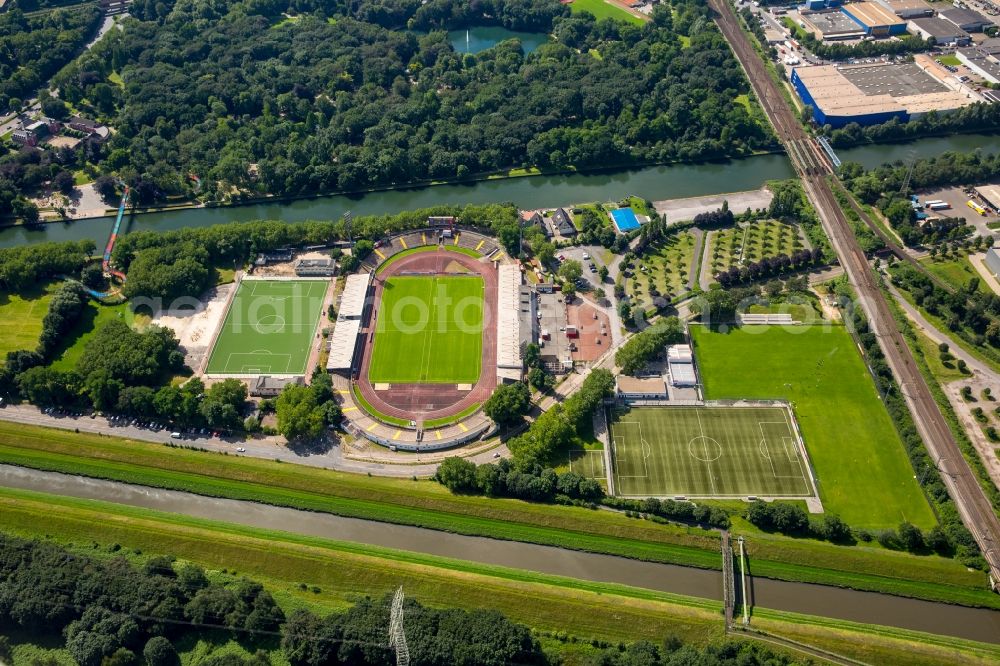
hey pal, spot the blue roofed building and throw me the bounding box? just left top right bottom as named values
left=610, top=207, right=641, bottom=233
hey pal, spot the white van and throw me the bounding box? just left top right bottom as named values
left=170, top=432, right=182, bottom=439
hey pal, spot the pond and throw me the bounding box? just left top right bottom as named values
left=448, top=26, right=549, bottom=54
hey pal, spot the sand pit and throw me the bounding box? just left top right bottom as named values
left=152, top=283, right=235, bottom=369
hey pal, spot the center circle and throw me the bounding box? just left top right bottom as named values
left=688, top=436, right=723, bottom=462
left=255, top=314, right=286, bottom=334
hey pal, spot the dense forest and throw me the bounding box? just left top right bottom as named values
left=51, top=0, right=774, bottom=203
left=0, top=6, right=103, bottom=110
left=0, top=533, right=801, bottom=666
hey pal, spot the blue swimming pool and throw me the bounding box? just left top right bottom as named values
left=611, top=207, right=640, bottom=233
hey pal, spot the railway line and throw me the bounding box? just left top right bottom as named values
left=709, top=0, right=1000, bottom=589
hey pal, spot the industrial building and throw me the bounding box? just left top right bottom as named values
left=980, top=38, right=1000, bottom=57
left=957, top=48, right=1000, bottom=84
left=876, top=0, right=933, bottom=19
left=840, top=1, right=907, bottom=36
left=907, top=17, right=971, bottom=46
left=792, top=62, right=975, bottom=127
left=801, top=9, right=868, bottom=40
left=985, top=248, right=1000, bottom=280
left=939, top=6, right=995, bottom=32
left=975, top=184, right=1000, bottom=212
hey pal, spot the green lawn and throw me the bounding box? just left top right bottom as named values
left=49, top=301, right=138, bottom=371
left=922, top=256, right=986, bottom=294
left=369, top=275, right=483, bottom=384
left=610, top=406, right=814, bottom=498
left=204, top=279, right=326, bottom=375
left=937, top=54, right=962, bottom=67
left=690, top=325, right=937, bottom=530
left=0, top=420, right=993, bottom=607
left=569, top=0, right=645, bottom=24
left=0, top=283, right=57, bottom=363
left=709, top=219, right=804, bottom=277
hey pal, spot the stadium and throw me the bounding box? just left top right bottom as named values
left=327, top=223, right=521, bottom=451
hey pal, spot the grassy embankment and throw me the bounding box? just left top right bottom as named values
left=0, top=420, right=994, bottom=608
left=2, top=486, right=998, bottom=666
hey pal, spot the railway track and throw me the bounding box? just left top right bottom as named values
left=709, top=0, right=1000, bottom=589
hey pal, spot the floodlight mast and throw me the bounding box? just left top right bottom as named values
left=388, top=586, right=410, bottom=666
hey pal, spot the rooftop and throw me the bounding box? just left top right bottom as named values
left=940, top=6, right=994, bottom=28
left=974, top=184, right=1000, bottom=208
left=840, top=62, right=948, bottom=97
left=497, top=264, right=523, bottom=374
left=842, top=2, right=905, bottom=27
left=804, top=9, right=867, bottom=35
left=878, top=0, right=933, bottom=15
left=908, top=16, right=970, bottom=41
left=339, top=272, right=371, bottom=319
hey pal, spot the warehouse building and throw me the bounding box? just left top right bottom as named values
left=840, top=1, right=907, bottom=35
left=975, top=184, right=1000, bottom=211
left=792, top=62, right=975, bottom=127
left=907, top=17, right=971, bottom=46
left=802, top=9, right=868, bottom=39
left=985, top=248, right=1000, bottom=279
left=876, top=0, right=933, bottom=19
left=957, top=48, right=1000, bottom=84
left=939, top=6, right=995, bottom=33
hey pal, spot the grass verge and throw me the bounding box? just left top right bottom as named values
left=0, top=420, right=994, bottom=607
left=2, top=486, right=997, bottom=666
left=351, top=384, right=411, bottom=427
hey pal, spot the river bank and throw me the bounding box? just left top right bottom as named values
left=1, top=463, right=998, bottom=648
left=2, top=132, right=993, bottom=250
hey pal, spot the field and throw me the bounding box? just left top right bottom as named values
left=204, top=279, right=326, bottom=375
left=0, top=420, right=993, bottom=609
left=369, top=275, right=483, bottom=384
left=921, top=255, right=987, bottom=294
left=569, top=0, right=645, bottom=24
left=690, top=324, right=937, bottom=529
left=50, top=301, right=140, bottom=371
left=609, top=406, right=815, bottom=498
left=0, top=284, right=55, bottom=363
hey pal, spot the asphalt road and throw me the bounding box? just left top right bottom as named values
left=0, top=404, right=504, bottom=477
left=710, top=0, right=1000, bottom=587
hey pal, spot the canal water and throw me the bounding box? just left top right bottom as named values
left=2, top=464, right=999, bottom=644
left=0, top=133, right=996, bottom=250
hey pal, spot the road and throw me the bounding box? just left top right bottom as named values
left=0, top=404, right=504, bottom=477
left=710, top=0, right=1000, bottom=589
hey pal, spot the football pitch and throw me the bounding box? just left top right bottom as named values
left=369, top=275, right=483, bottom=384
left=204, top=279, right=327, bottom=375
left=609, top=406, right=815, bottom=498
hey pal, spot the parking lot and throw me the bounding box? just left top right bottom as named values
left=916, top=185, right=1000, bottom=237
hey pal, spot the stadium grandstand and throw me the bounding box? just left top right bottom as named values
left=326, top=272, right=372, bottom=375
left=497, top=264, right=524, bottom=383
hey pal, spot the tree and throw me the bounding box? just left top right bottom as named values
left=614, top=318, right=684, bottom=375
left=483, top=382, right=531, bottom=425
left=598, top=265, right=609, bottom=282
left=53, top=170, right=75, bottom=194
left=41, top=97, right=69, bottom=120
left=94, top=175, right=119, bottom=203
left=435, top=457, right=478, bottom=493
left=275, top=384, right=325, bottom=441
left=897, top=521, right=925, bottom=552
left=200, top=378, right=247, bottom=430
left=558, top=259, right=583, bottom=284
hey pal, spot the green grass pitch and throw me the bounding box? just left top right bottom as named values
left=609, top=406, right=814, bottom=498
left=690, top=324, right=937, bottom=529
left=369, top=275, right=483, bottom=384
left=204, top=279, right=327, bottom=375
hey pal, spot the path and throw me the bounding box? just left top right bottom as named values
left=888, top=284, right=1000, bottom=493
left=688, top=227, right=705, bottom=292
left=698, top=227, right=715, bottom=291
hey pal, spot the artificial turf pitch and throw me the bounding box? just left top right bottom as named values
left=369, top=275, right=483, bottom=384
left=204, top=279, right=326, bottom=375
left=609, top=406, right=814, bottom=498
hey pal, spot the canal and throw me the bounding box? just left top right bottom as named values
left=0, top=133, right=996, bottom=250
left=1, top=463, right=999, bottom=645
